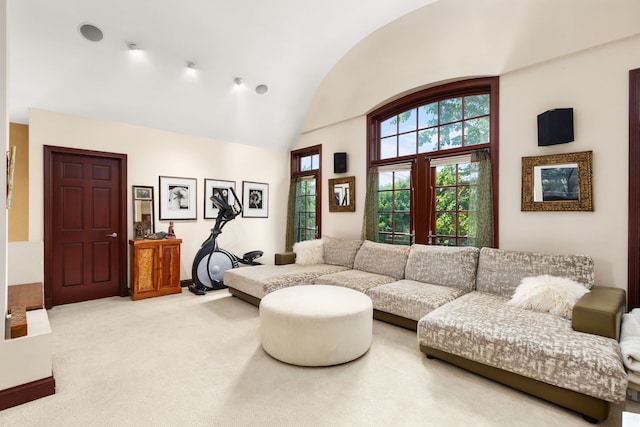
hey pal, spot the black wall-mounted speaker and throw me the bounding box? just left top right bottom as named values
left=537, top=108, right=574, bottom=146
left=334, top=152, right=347, bottom=173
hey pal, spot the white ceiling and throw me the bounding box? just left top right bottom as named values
left=8, top=0, right=437, bottom=151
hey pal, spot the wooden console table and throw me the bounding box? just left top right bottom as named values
left=129, top=239, right=182, bottom=301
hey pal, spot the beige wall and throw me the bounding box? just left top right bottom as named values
left=25, top=109, right=289, bottom=283
left=8, top=122, right=28, bottom=242
left=302, top=0, right=640, bottom=133
left=295, top=6, right=640, bottom=290
left=498, top=37, right=640, bottom=289
left=296, top=116, right=366, bottom=240
left=7, top=123, right=38, bottom=285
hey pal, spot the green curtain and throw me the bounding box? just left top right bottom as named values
left=285, top=176, right=298, bottom=252
left=361, top=166, right=379, bottom=241
left=470, top=149, right=493, bottom=248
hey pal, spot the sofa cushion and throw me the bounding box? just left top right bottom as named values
left=223, top=264, right=349, bottom=299
left=313, top=269, right=396, bottom=293
left=508, top=274, right=590, bottom=319
left=353, top=240, right=410, bottom=280
left=293, top=239, right=324, bottom=264
left=476, top=247, right=594, bottom=298
left=417, top=291, right=627, bottom=404
left=322, top=235, right=362, bottom=268
left=405, top=244, right=479, bottom=292
left=367, top=279, right=468, bottom=321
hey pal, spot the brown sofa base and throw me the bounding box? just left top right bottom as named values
left=228, top=287, right=261, bottom=307
left=373, top=310, right=417, bottom=331
left=420, top=345, right=609, bottom=422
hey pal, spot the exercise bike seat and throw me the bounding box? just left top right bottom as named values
left=241, top=250, right=263, bottom=264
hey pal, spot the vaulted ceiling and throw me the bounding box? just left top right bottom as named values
left=8, top=0, right=436, bottom=151
left=8, top=1, right=640, bottom=152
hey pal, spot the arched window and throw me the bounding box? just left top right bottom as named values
left=366, top=78, right=498, bottom=247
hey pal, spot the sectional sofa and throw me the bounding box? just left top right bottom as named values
left=223, top=236, right=628, bottom=422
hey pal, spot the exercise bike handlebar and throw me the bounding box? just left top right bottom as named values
left=210, top=187, right=243, bottom=234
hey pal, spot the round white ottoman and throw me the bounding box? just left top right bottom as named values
left=260, top=285, right=373, bottom=366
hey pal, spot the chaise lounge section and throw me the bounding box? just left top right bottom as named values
left=417, top=247, right=627, bottom=422
left=225, top=235, right=362, bottom=305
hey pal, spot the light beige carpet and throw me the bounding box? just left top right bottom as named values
left=2, top=288, right=639, bottom=426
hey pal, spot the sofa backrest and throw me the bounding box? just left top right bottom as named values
left=405, top=244, right=479, bottom=292
left=476, top=247, right=595, bottom=298
left=353, top=240, right=410, bottom=280
left=322, top=235, right=363, bottom=269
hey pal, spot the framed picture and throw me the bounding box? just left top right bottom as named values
left=242, top=181, right=269, bottom=218
left=159, top=176, right=197, bottom=220
left=521, top=151, right=593, bottom=212
left=134, top=186, right=152, bottom=200
left=204, top=179, right=236, bottom=219
left=328, top=176, right=355, bottom=212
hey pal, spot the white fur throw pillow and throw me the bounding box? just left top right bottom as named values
left=293, top=239, right=324, bottom=265
left=508, top=274, right=590, bottom=319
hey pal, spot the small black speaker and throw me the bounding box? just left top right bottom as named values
left=537, top=108, right=574, bottom=146
left=334, top=152, right=347, bottom=173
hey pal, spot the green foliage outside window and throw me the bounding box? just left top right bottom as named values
left=376, top=163, right=479, bottom=247
left=433, top=163, right=478, bottom=246
left=373, top=90, right=491, bottom=247
left=382, top=95, right=490, bottom=156
left=377, top=171, right=411, bottom=245
left=295, top=179, right=316, bottom=242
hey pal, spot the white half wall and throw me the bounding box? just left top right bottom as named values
left=8, top=241, right=43, bottom=285
left=1, top=0, right=53, bottom=394
left=26, top=109, right=289, bottom=284
left=0, top=0, right=7, bottom=341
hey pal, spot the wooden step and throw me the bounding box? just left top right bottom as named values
left=10, top=305, right=27, bottom=338
left=8, top=282, right=44, bottom=313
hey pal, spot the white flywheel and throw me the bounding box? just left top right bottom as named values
left=196, top=250, right=235, bottom=289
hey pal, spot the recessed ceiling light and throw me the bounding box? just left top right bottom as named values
left=234, top=77, right=243, bottom=86
left=187, top=61, right=196, bottom=69
left=256, top=84, right=268, bottom=94
left=127, top=42, right=138, bottom=51
left=79, top=24, right=103, bottom=42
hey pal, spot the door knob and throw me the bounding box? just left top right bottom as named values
left=106, top=232, right=118, bottom=238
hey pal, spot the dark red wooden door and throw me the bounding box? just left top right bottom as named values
left=47, top=149, right=125, bottom=306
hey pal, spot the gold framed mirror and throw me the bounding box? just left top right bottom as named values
left=521, top=151, right=593, bottom=211
left=328, top=176, right=355, bottom=212
left=132, top=185, right=155, bottom=238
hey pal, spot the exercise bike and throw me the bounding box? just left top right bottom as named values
left=188, top=187, right=263, bottom=295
